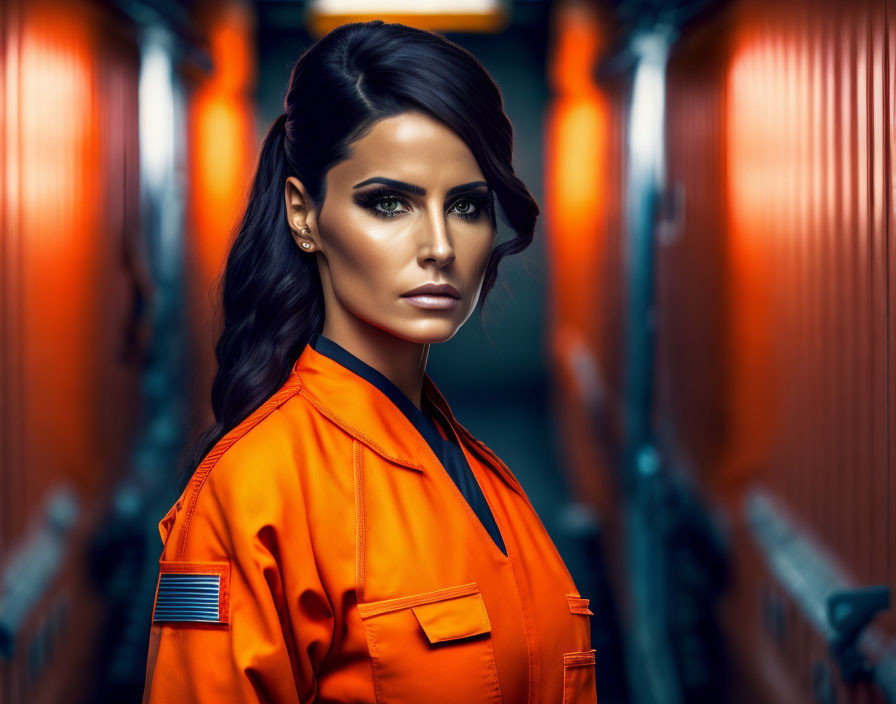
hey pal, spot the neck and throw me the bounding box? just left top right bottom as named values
left=320, top=321, right=430, bottom=411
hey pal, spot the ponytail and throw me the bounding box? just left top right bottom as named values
left=177, top=112, right=324, bottom=490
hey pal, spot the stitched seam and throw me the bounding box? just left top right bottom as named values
left=451, top=421, right=527, bottom=497
left=563, top=649, right=596, bottom=666
left=362, top=618, right=387, bottom=704
left=298, top=387, right=426, bottom=472
left=563, top=662, right=570, bottom=704
left=175, top=376, right=304, bottom=561
left=566, top=595, right=593, bottom=614
left=354, top=440, right=367, bottom=602
left=483, top=635, right=505, bottom=703
left=356, top=582, right=480, bottom=618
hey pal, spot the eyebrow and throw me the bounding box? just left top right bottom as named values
left=352, top=177, right=489, bottom=198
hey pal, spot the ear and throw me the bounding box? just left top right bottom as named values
left=284, top=176, right=318, bottom=250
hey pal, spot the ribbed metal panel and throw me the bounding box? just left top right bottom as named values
left=1, top=1, right=143, bottom=702
left=656, top=0, right=894, bottom=701
left=888, top=5, right=896, bottom=692
left=657, top=21, right=729, bottom=489
left=559, top=0, right=896, bottom=700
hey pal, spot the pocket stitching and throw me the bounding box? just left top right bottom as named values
left=563, top=649, right=596, bottom=666
left=357, top=581, right=480, bottom=618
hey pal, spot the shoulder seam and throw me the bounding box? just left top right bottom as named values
left=174, top=375, right=304, bottom=561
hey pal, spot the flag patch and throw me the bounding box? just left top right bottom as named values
left=153, top=561, right=230, bottom=625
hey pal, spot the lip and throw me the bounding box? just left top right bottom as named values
left=401, top=283, right=461, bottom=299
left=402, top=295, right=460, bottom=311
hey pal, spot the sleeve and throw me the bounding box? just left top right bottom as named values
left=142, top=445, right=335, bottom=704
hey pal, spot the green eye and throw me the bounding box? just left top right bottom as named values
left=380, top=197, right=402, bottom=213
left=450, top=196, right=491, bottom=220
left=353, top=189, right=411, bottom=219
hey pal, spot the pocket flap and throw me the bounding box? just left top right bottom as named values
left=566, top=593, right=594, bottom=615
left=411, top=591, right=492, bottom=643
left=563, top=649, right=596, bottom=666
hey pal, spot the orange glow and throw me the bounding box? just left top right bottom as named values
left=723, top=30, right=777, bottom=487
left=190, top=3, right=257, bottom=291
left=17, top=0, right=105, bottom=503
left=543, top=2, right=613, bottom=511
left=722, top=13, right=824, bottom=487
left=187, top=1, right=258, bottom=422
left=194, top=98, right=248, bottom=220
left=544, top=3, right=608, bottom=336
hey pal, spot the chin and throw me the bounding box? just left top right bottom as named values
left=384, top=319, right=462, bottom=345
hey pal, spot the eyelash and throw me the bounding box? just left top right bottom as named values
left=353, top=188, right=493, bottom=221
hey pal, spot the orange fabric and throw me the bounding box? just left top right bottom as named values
left=142, top=342, right=597, bottom=703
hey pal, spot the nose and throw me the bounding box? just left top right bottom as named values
left=417, top=208, right=456, bottom=267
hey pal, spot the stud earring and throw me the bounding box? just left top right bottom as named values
left=297, top=225, right=313, bottom=250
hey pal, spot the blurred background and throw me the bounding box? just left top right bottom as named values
left=1, top=0, right=895, bottom=702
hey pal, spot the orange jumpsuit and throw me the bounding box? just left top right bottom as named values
left=142, top=337, right=597, bottom=703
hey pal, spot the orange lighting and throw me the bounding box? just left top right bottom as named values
left=722, top=20, right=812, bottom=485
left=187, top=1, right=258, bottom=423
left=17, top=0, right=105, bottom=498
left=544, top=2, right=608, bottom=340
left=189, top=3, right=257, bottom=300
left=543, top=1, right=613, bottom=511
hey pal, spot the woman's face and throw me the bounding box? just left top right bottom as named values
left=286, top=111, right=495, bottom=345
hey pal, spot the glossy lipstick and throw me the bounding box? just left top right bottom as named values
left=401, top=282, right=461, bottom=310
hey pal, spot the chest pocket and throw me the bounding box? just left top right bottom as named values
left=357, top=582, right=503, bottom=703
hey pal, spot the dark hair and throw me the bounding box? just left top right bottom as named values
left=179, top=20, right=539, bottom=489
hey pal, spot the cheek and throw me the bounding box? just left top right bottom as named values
left=321, top=219, right=406, bottom=296
left=466, top=229, right=495, bottom=279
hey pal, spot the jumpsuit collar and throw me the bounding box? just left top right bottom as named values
left=290, top=333, right=525, bottom=495
left=308, top=333, right=449, bottom=455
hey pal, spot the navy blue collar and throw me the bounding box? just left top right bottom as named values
left=309, top=332, right=450, bottom=452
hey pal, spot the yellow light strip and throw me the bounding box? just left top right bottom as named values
left=306, top=0, right=508, bottom=36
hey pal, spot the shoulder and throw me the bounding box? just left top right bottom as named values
left=183, top=388, right=354, bottom=534
left=161, top=376, right=361, bottom=561
left=196, top=388, right=335, bottom=514
left=168, top=385, right=307, bottom=553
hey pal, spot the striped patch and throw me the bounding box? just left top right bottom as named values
left=153, top=561, right=230, bottom=625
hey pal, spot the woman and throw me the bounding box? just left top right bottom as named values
left=142, top=20, right=596, bottom=704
